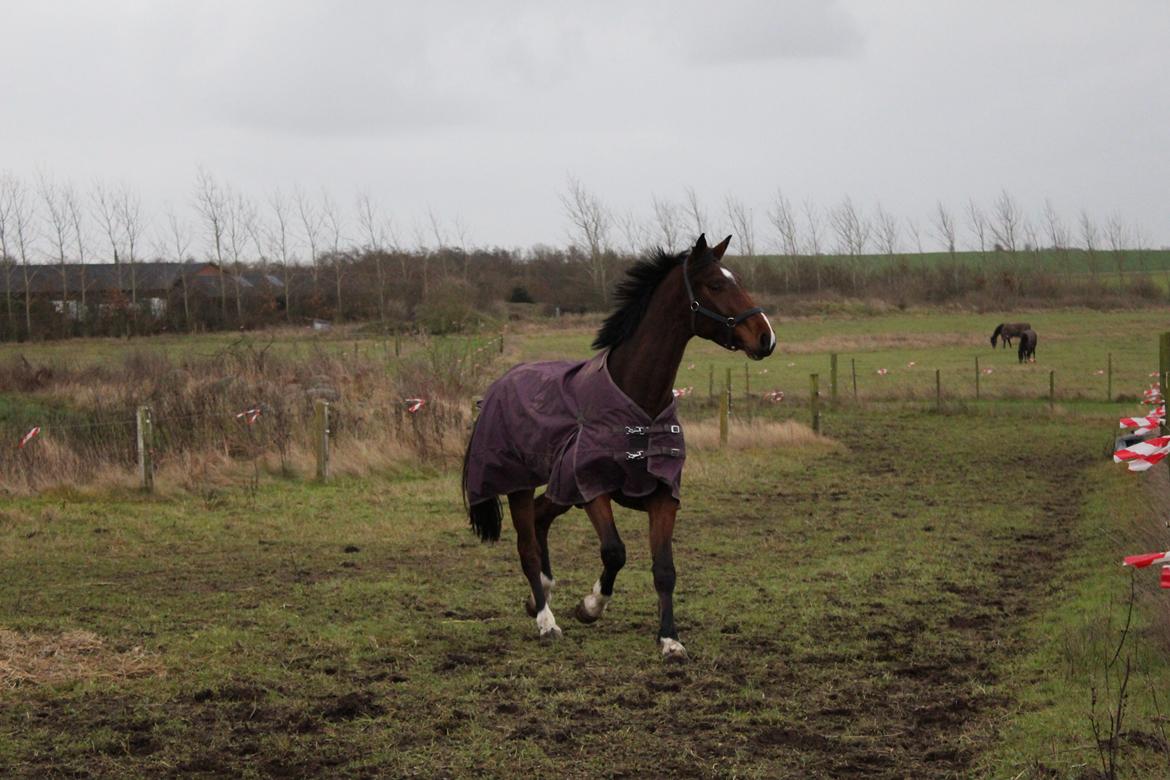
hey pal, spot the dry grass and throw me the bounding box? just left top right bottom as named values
left=682, top=417, right=839, bottom=452
left=0, top=336, right=485, bottom=494
left=0, top=627, right=163, bottom=690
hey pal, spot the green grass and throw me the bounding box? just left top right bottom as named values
left=2, top=314, right=1170, bottom=777
left=749, top=248, right=1170, bottom=275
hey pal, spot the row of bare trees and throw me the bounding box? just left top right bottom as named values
left=0, top=169, right=1164, bottom=340
left=562, top=178, right=1159, bottom=301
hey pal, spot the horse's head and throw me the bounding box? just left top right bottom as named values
left=683, top=234, right=775, bottom=360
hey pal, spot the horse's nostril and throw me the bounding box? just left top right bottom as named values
left=759, top=332, right=775, bottom=356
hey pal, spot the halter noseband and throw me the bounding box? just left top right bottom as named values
left=682, top=251, right=765, bottom=351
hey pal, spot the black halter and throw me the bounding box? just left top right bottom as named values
left=682, top=251, right=765, bottom=351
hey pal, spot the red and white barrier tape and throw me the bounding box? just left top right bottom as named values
left=671, top=387, right=693, bottom=398
left=1113, top=435, right=1170, bottom=471
left=764, top=390, right=784, bottom=403
left=236, top=408, right=262, bottom=425
left=1120, top=414, right=1164, bottom=430
left=405, top=398, right=426, bottom=414
left=18, top=426, right=41, bottom=449
left=1123, top=551, right=1170, bottom=589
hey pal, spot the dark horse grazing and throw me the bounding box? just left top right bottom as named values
left=1018, top=328, right=1038, bottom=363
left=462, top=234, right=775, bottom=661
left=990, top=322, right=1031, bottom=348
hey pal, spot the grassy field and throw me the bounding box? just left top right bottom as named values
left=2, top=312, right=1170, bottom=777
left=750, top=248, right=1170, bottom=275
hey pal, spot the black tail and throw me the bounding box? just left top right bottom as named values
left=462, top=420, right=502, bottom=542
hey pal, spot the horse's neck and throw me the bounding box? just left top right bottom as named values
left=606, top=273, right=691, bottom=418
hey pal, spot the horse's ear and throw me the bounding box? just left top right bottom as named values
left=712, top=235, right=732, bottom=261
left=693, top=233, right=708, bottom=253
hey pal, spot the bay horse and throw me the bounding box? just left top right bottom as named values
left=990, top=322, right=1031, bottom=348
left=1017, top=328, right=1038, bottom=363
left=462, top=234, right=775, bottom=661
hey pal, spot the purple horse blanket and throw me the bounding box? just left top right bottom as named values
left=465, top=351, right=685, bottom=508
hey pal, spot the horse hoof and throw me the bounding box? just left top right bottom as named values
left=659, top=638, right=688, bottom=663
left=574, top=601, right=601, bottom=624
left=540, top=626, right=563, bottom=641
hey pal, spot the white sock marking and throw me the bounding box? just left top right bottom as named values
left=536, top=604, right=560, bottom=635
left=659, top=637, right=687, bottom=658
left=581, top=579, right=610, bottom=619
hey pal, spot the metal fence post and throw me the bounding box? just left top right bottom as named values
left=136, top=405, right=154, bottom=493
left=830, top=353, right=838, bottom=407
left=315, top=399, right=330, bottom=482
left=810, top=373, right=821, bottom=434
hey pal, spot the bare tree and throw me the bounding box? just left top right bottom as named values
left=767, top=190, right=800, bottom=292
left=1079, top=210, right=1100, bottom=278
left=989, top=189, right=1021, bottom=253
left=1106, top=212, right=1129, bottom=285
left=194, top=169, right=230, bottom=323
left=905, top=218, right=925, bottom=254
left=965, top=199, right=988, bottom=255
left=617, top=211, right=651, bottom=257
left=723, top=195, right=755, bottom=257
left=225, top=190, right=256, bottom=323
left=559, top=175, right=612, bottom=304
left=7, top=177, right=37, bottom=335
left=37, top=173, right=73, bottom=335
left=802, top=199, right=824, bottom=290
left=724, top=194, right=756, bottom=281
left=321, top=189, right=346, bottom=319
left=1042, top=199, right=1069, bottom=249
left=930, top=201, right=957, bottom=256
left=830, top=196, right=870, bottom=291
left=163, top=206, right=193, bottom=329
left=64, top=185, right=90, bottom=329
left=356, top=190, right=388, bottom=327
left=266, top=190, right=295, bottom=323
left=651, top=195, right=681, bottom=252
left=294, top=184, right=324, bottom=288
left=426, top=206, right=452, bottom=279
left=116, top=185, right=145, bottom=328
left=0, top=173, right=15, bottom=329
left=872, top=203, right=899, bottom=257
left=683, top=186, right=707, bottom=239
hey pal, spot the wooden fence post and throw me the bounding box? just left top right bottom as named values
left=315, top=399, right=330, bottom=482
left=975, top=356, right=980, bottom=401
left=1106, top=352, right=1112, bottom=402
left=719, top=385, right=729, bottom=448
left=851, top=358, right=858, bottom=402
left=810, top=373, right=821, bottom=434
left=708, top=364, right=714, bottom=399
left=725, top=367, right=732, bottom=413
left=1048, top=371, right=1055, bottom=411
left=136, top=405, right=154, bottom=493
left=935, top=369, right=942, bottom=410
left=744, top=364, right=750, bottom=402
left=499, top=333, right=505, bottom=354
left=830, top=353, right=838, bottom=407
left=395, top=333, right=401, bottom=357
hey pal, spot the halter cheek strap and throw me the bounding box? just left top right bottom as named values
left=682, top=252, right=765, bottom=351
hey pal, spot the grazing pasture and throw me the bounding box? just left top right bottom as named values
left=2, top=308, right=1169, bottom=777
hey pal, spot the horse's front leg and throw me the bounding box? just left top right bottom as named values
left=525, top=493, right=570, bottom=618
left=646, top=486, right=687, bottom=662
left=508, top=490, right=562, bottom=640
left=574, top=494, right=625, bottom=624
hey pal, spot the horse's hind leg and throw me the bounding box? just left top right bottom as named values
left=574, top=495, right=625, bottom=624
left=525, top=494, right=570, bottom=618
left=508, top=490, right=562, bottom=639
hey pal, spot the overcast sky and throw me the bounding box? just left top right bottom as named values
left=2, top=1, right=1168, bottom=254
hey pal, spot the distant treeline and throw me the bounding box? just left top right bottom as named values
left=2, top=244, right=1169, bottom=341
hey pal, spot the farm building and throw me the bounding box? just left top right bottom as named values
left=0, top=261, right=284, bottom=336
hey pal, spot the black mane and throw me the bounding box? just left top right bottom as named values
left=592, top=249, right=687, bottom=351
